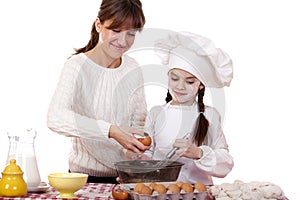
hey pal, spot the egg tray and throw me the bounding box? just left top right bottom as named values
left=128, top=190, right=212, bottom=200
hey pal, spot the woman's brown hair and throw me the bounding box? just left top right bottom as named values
left=165, top=87, right=209, bottom=146
left=74, top=0, right=145, bottom=55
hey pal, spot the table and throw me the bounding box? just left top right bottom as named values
left=0, top=183, right=289, bottom=200
left=0, top=183, right=115, bottom=200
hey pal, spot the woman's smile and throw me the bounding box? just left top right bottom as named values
left=111, top=42, right=126, bottom=51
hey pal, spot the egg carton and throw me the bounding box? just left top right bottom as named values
left=129, top=191, right=212, bottom=200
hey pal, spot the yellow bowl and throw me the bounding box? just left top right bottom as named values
left=48, top=172, right=88, bottom=198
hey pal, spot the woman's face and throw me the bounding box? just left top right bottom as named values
left=96, top=18, right=137, bottom=59
left=168, top=68, right=203, bottom=106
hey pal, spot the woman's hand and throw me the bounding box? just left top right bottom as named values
left=109, top=125, right=150, bottom=153
left=173, top=138, right=203, bottom=160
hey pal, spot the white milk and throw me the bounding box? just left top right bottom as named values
left=7, top=154, right=41, bottom=187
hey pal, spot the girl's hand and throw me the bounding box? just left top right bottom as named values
left=173, top=138, right=203, bottom=160
left=109, top=125, right=150, bottom=153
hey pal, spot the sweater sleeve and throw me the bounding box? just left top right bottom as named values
left=194, top=107, right=234, bottom=178
left=47, top=58, right=111, bottom=139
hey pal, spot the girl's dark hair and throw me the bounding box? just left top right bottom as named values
left=165, top=87, right=209, bottom=146
left=165, top=90, right=173, bottom=103
left=193, top=87, right=209, bottom=146
left=74, top=0, right=145, bottom=55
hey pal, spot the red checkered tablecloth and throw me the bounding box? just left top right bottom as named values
left=0, top=183, right=115, bottom=200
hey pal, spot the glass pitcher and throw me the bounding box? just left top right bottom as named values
left=6, top=128, right=41, bottom=188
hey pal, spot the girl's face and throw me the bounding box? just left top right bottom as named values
left=96, top=18, right=137, bottom=59
left=168, top=68, right=203, bottom=106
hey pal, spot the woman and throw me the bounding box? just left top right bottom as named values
left=47, top=0, right=148, bottom=183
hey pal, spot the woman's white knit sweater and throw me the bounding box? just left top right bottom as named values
left=47, top=53, right=147, bottom=176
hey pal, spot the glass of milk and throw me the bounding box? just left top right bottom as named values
left=6, top=128, right=41, bottom=188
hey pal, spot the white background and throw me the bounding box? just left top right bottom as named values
left=0, top=0, right=299, bottom=199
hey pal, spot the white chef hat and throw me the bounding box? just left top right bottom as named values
left=155, top=31, right=233, bottom=88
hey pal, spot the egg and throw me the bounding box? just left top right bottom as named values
left=137, top=136, right=152, bottom=146
left=167, top=183, right=180, bottom=194
left=176, top=181, right=184, bottom=188
left=139, top=185, right=152, bottom=195
left=194, top=182, right=206, bottom=192
left=149, top=182, right=157, bottom=189
left=112, top=187, right=129, bottom=200
left=134, top=183, right=145, bottom=193
left=154, top=184, right=167, bottom=194
left=181, top=182, right=193, bottom=193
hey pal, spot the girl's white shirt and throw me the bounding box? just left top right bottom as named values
left=145, top=101, right=233, bottom=185
left=47, top=53, right=147, bottom=176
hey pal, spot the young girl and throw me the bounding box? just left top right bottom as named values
left=144, top=32, right=234, bottom=186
